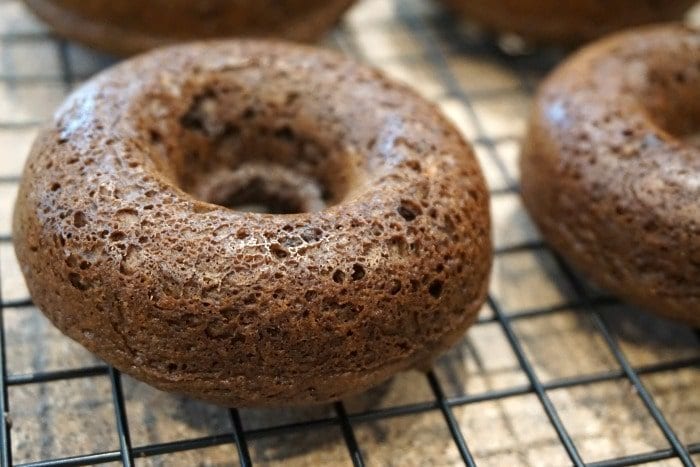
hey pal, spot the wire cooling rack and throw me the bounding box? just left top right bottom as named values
left=0, top=0, right=699, bottom=465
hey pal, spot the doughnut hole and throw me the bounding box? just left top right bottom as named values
left=633, top=51, right=700, bottom=146
left=146, top=84, right=363, bottom=214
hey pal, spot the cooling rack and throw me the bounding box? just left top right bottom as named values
left=0, top=0, right=698, bottom=465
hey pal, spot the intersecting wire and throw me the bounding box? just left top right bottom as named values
left=393, top=3, right=698, bottom=467
left=0, top=258, right=11, bottom=467
left=394, top=3, right=585, bottom=464
left=0, top=1, right=698, bottom=467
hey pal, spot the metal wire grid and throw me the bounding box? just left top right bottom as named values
left=0, top=0, right=698, bottom=465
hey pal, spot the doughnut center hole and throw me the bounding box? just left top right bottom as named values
left=639, top=63, right=700, bottom=148
left=154, top=87, right=359, bottom=214
left=659, top=109, right=700, bottom=148
left=195, top=162, right=327, bottom=214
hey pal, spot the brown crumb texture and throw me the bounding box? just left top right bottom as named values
left=22, top=0, right=356, bottom=55
left=438, top=0, right=696, bottom=44
left=521, top=24, right=700, bottom=326
left=12, top=40, right=491, bottom=407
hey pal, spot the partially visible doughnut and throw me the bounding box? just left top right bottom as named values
left=23, top=0, right=355, bottom=55
left=521, top=25, right=700, bottom=326
left=438, top=0, right=696, bottom=44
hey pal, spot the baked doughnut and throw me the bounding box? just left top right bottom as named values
left=23, top=0, right=355, bottom=55
left=13, top=40, right=491, bottom=406
left=521, top=25, right=700, bottom=326
left=438, top=0, right=697, bottom=44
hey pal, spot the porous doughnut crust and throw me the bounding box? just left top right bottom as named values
left=22, top=0, right=355, bottom=56
left=521, top=25, right=700, bottom=326
left=438, top=0, right=696, bottom=44
left=13, top=40, right=491, bottom=406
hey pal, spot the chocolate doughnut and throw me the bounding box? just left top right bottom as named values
left=13, top=40, right=492, bottom=406
left=521, top=25, right=700, bottom=326
left=438, top=0, right=696, bottom=44
left=23, top=0, right=355, bottom=55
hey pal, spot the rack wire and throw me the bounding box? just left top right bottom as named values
left=0, top=0, right=698, bottom=465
